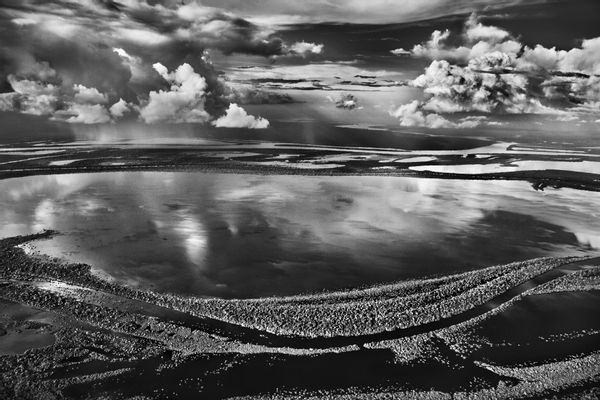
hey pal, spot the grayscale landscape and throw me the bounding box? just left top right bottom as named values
left=0, top=0, right=599, bottom=399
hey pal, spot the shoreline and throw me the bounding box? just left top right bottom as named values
left=1, top=163, right=599, bottom=193
left=1, top=231, right=598, bottom=346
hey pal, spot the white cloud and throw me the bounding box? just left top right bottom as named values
left=62, top=104, right=112, bottom=124
left=114, top=27, right=171, bottom=46
left=405, top=26, right=522, bottom=65
left=11, top=18, right=37, bottom=26
left=412, top=59, right=552, bottom=115
left=396, top=13, right=600, bottom=76
left=457, top=115, right=488, bottom=128
left=390, top=100, right=491, bottom=129
left=139, top=63, right=210, bottom=123
left=109, top=98, right=131, bottom=118
left=463, top=13, right=510, bottom=43
left=390, top=48, right=411, bottom=56
left=392, top=14, right=600, bottom=121
left=1, top=75, right=60, bottom=115
left=389, top=100, right=454, bottom=129
left=73, top=84, right=108, bottom=104
left=287, top=41, right=324, bottom=57
left=176, top=3, right=223, bottom=21
left=212, top=103, right=269, bottom=129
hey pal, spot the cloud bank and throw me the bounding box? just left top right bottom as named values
left=197, top=0, right=547, bottom=25
left=390, top=14, right=600, bottom=128
left=0, top=0, right=322, bottom=126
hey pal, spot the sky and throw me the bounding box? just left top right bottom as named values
left=0, top=0, right=599, bottom=143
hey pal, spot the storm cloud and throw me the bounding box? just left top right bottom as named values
left=0, top=0, right=318, bottom=125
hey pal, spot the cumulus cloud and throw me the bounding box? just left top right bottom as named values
left=73, top=84, right=108, bottom=105
left=212, top=103, right=269, bottom=129
left=287, top=41, right=324, bottom=57
left=0, top=0, right=334, bottom=126
left=109, top=98, right=131, bottom=118
left=0, top=54, right=127, bottom=124
left=0, top=61, right=62, bottom=116
left=389, top=100, right=489, bottom=129
left=520, top=37, right=600, bottom=75
left=389, top=13, right=600, bottom=125
left=139, top=63, right=210, bottom=124
left=390, top=100, right=454, bottom=128
left=0, top=47, right=283, bottom=126
left=60, top=104, right=112, bottom=124
left=393, top=15, right=522, bottom=65
left=412, top=59, right=551, bottom=115
left=0, top=0, right=326, bottom=122
left=0, top=75, right=61, bottom=115
left=392, top=13, right=600, bottom=75
left=53, top=84, right=114, bottom=124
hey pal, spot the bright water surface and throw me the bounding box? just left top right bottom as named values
left=0, top=172, right=598, bottom=298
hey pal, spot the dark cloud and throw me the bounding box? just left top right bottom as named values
left=0, top=0, right=319, bottom=124
left=227, top=88, right=295, bottom=105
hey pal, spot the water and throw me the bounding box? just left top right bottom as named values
left=471, top=290, right=600, bottom=365
left=0, top=172, right=598, bottom=298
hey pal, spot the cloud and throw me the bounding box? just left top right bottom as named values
left=227, top=87, right=295, bottom=105
left=389, top=100, right=489, bottom=129
left=456, top=115, right=488, bottom=128
left=109, top=98, right=131, bottom=118
left=113, top=47, right=152, bottom=85
left=0, top=55, right=120, bottom=124
left=0, top=0, right=326, bottom=118
left=393, top=15, right=521, bottom=65
left=287, top=41, right=324, bottom=57
left=0, top=0, right=332, bottom=126
left=0, top=73, right=61, bottom=115
left=390, top=101, right=453, bottom=129
left=390, top=48, right=411, bottom=56
left=54, top=84, right=114, bottom=124
left=412, top=59, right=551, bottom=115
left=394, top=13, right=600, bottom=76
left=11, top=17, right=36, bottom=26
left=463, top=13, right=510, bottom=43
left=212, top=103, right=269, bottom=129
left=328, top=93, right=359, bottom=110
left=60, top=103, right=112, bottom=124
left=139, top=63, right=210, bottom=123
left=391, top=14, right=600, bottom=123
left=73, top=84, right=108, bottom=105
left=198, top=0, right=547, bottom=25
left=0, top=1, right=305, bottom=59
left=390, top=100, right=453, bottom=128
left=520, top=38, right=600, bottom=75
left=0, top=41, right=283, bottom=126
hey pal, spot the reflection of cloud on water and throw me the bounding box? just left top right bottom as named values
left=173, top=215, right=208, bottom=268
left=1, top=172, right=600, bottom=297
left=33, top=199, right=55, bottom=232
left=410, top=160, right=600, bottom=175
